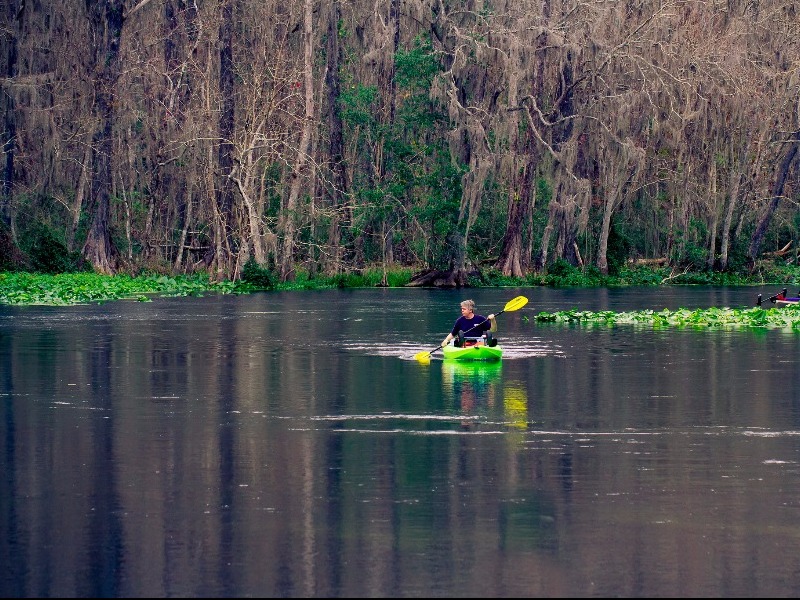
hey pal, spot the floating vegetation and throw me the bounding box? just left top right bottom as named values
left=0, top=272, right=236, bottom=306
left=0, top=266, right=424, bottom=306
left=533, top=305, right=800, bottom=330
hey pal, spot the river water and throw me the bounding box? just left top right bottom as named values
left=2, top=286, right=800, bottom=597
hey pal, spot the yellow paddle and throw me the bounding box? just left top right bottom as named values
left=414, top=295, right=529, bottom=363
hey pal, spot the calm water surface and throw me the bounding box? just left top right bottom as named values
left=2, top=286, right=800, bottom=597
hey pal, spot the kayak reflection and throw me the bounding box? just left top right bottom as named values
left=441, top=361, right=529, bottom=431
left=442, top=360, right=500, bottom=429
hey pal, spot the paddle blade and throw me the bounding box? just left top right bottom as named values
left=415, top=344, right=443, bottom=363
left=503, top=295, right=529, bottom=312
left=414, top=351, right=432, bottom=362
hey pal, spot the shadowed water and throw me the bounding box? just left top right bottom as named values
left=2, top=286, right=800, bottom=597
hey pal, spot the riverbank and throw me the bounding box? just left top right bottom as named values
left=1, top=259, right=798, bottom=306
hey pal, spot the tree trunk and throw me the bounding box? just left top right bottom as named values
left=747, top=130, right=800, bottom=267
left=706, top=160, right=718, bottom=270
left=173, top=185, right=192, bottom=273
left=1, top=0, right=21, bottom=230
left=68, top=145, right=92, bottom=252
left=556, top=202, right=580, bottom=265
left=279, top=0, right=314, bottom=281
left=718, top=144, right=745, bottom=271
left=232, top=166, right=266, bottom=266
left=82, top=0, right=125, bottom=275
left=388, top=0, right=400, bottom=128
left=535, top=198, right=558, bottom=272
left=213, top=0, right=236, bottom=280
left=495, top=158, right=535, bottom=277
left=377, top=0, right=401, bottom=287
left=407, top=230, right=470, bottom=287
left=446, top=230, right=468, bottom=286
left=596, top=201, right=614, bottom=275
left=596, top=143, right=644, bottom=275
left=324, top=0, right=347, bottom=276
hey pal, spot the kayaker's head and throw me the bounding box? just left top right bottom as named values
left=460, top=299, right=476, bottom=318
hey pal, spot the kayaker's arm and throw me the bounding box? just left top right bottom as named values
left=488, top=314, right=497, bottom=332
left=441, top=332, right=454, bottom=347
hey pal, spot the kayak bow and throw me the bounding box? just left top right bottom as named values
left=442, top=343, right=503, bottom=362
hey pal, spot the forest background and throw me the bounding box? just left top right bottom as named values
left=1, top=0, right=799, bottom=289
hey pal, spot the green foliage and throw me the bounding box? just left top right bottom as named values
left=681, top=242, right=708, bottom=270
left=261, top=162, right=284, bottom=218
left=391, top=36, right=466, bottom=268
left=406, top=161, right=466, bottom=266
left=0, top=222, right=25, bottom=271
left=466, top=178, right=508, bottom=264
left=341, top=34, right=466, bottom=269
left=615, top=265, right=667, bottom=285
left=606, top=221, right=632, bottom=275
left=544, top=258, right=576, bottom=279
left=9, top=192, right=91, bottom=273
left=240, top=258, right=278, bottom=290
left=476, top=268, right=521, bottom=287
left=327, top=270, right=391, bottom=289
left=394, top=36, right=439, bottom=91
left=542, top=259, right=606, bottom=287
left=324, top=266, right=414, bottom=288
left=109, top=189, right=147, bottom=259
left=19, top=223, right=85, bottom=273
left=664, top=270, right=740, bottom=285
left=536, top=177, right=553, bottom=204
left=729, top=242, right=753, bottom=272
left=669, top=218, right=710, bottom=270
left=270, top=266, right=415, bottom=291
left=528, top=177, right=552, bottom=247
left=616, top=200, right=655, bottom=259
left=734, top=260, right=799, bottom=286
left=380, top=267, right=415, bottom=287
left=339, top=84, right=378, bottom=128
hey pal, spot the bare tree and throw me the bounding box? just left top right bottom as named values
left=4, top=0, right=800, bottom=282
left=596, top=138, right=645, bottom=275
left=748, top=129, right=800, bottom=266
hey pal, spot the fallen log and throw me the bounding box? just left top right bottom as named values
left=628, top=257, right=668, bottom=266
left=406, top=267, right=472, bottom=288
left=762, top=240, right=793, bottom=258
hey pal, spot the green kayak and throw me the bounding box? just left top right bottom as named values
left=442, top=343, right=503, bottom=362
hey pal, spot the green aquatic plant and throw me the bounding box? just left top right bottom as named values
left=0, top=267, right=416, bottom=306
left=0, top=272, right=235, bottom=305
left=533, top=305, right=800, bottom=330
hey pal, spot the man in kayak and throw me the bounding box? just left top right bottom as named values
left=441, top=299, right=497, bottom=348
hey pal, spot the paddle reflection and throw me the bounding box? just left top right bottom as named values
left=503, top=384, right=529, bottom=430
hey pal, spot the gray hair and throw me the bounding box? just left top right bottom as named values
left=460, top=299, right=475, bottom=311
